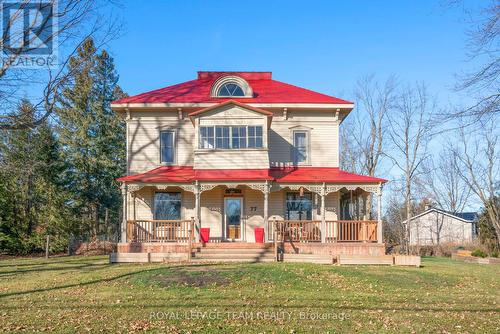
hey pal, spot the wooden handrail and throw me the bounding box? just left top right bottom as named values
left=127, top=219, right=193, bottom=243
left=273, top=220, right=378, bottom=244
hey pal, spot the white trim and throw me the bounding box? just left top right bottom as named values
left=292, top=129, right=311, bottom=166
left=402, top=208, right=476, bottom=225
left=111, top=102, right=354, bottom=109
left=224, top=197, right=244, bottom=241
left=159, top=129, right=177, bottom=165
left=211, top=75, right=253, bottom=98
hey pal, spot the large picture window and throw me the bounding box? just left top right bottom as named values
left=248, top=126, right=263, bottom=148
left=286, top=192, right=312, bottom=220
left=154, top=192, right=181, bottom=220
left=293, top=130, right=309, bottom=164
left=199, top=125, right=263, bottom=149
left=231, top=126, right=247, bottom=149
left=160, top=131, right=175, bottom=164
left=199, top=126, right=215, bottom=149
left=216, top=126, right=230, bottom=149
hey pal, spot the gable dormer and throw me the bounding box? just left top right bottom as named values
left=189, top=100, right=272, bottom=170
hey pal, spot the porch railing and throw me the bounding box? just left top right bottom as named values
left=273, top=220, right=378, bottom=243
left=127, top=219, right=195, bottom=243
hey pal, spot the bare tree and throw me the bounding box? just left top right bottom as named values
left=340, top=75, right=397, bottom=217
left=387, top=83, right=436, bottom=253
left=452, top=120, right=500, bottom=246
left=423, top=149, right=471, bottom=213
left=449, top=1, right=499, bottom=120
left=0, top=0, right=120, bottom=130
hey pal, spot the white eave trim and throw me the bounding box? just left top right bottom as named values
left=110, top=102, right=354, bottom=110
left=402, top=208, right=476, bottom=224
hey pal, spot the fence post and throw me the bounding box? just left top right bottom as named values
left=273, top=220, right=278, bottom=262
left=45, top=235, right=50, bottom=259
left=188, top=217, right=194, bottom=262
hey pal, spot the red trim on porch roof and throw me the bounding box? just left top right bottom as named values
left=271, top=167, right=387, bottom=183
left=195, top=168, right=273, bottom=181
left=116, top=166, right=194, bottom=183
left=117, top=166, right=387, bottom=184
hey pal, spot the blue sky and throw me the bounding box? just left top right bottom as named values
left=105, top=1, right=489, bottom=209
left=108, top=0, right=481, bottom=105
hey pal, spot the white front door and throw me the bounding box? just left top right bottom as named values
left=224, top=197, right=243, bottom=241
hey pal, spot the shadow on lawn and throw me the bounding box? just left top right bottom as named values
left=0, top=263, right=225, bottom=299
left=0, top=262, right=111, bottom=276
left=0, top=256, right=106, bottom=268
left=1, top=295, right=498, bottom=313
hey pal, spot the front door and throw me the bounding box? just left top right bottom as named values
left=225, top=198, right=242, bottom=241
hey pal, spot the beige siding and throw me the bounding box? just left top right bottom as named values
left=128, top=187, right=342, bottom=243
left=325, top=192, right=340, bottom=221
left=127, top=111, right=194, bottom=174
left=243, top=188, right=265, bottom=242
left=194, top=104, right=269, bottom=169
left=409, top=211, right=474, bottom=245
left=200, top=187, right=224, bottom=240
left=269, top=111, right=339, bottom=167
left=194, top=149, right=269, bottom=169
left=126, top=108, right=340, bottom=173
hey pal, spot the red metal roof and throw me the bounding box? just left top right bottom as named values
left=117, top=166, right=195, bottom=183
left=270, top=167, right=387, bottom=183
left=117, top=166, right=386, bottom=184
left=112, top=72, right=353, bottom=105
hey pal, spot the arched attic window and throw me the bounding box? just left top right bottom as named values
left=210, top=75, right=253, bottom=98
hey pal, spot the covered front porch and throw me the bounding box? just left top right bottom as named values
left=119, top=181, right=384, bottom=246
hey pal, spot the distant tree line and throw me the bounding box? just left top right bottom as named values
left=0, top=38, right=126, bottom=254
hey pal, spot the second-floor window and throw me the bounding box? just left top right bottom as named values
left=293, top=130, right=309, bottom=164
left=199, top=125, right=263, bottom=149
left=160, top=130, right=175, bottom=164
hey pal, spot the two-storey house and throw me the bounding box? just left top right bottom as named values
left=111, top=72, right=387, bottom=262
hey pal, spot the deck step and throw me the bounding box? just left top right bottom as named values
left=191, top=257, right=276, bottom=263
left=192, top=248, right=274, bottom=254
left=283, top=254, right=333, bottom=264
left=338, top=255, right=393, bottom=265
left=193, top=253, right=275, bottom=259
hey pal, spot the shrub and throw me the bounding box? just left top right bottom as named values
left=471, top=249, right=487, bottom=258
left=491, top=251, right=499, bottom=258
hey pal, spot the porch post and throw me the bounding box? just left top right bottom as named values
left=377, top=183, right=383, bottom=243
left=264, top=181, right=269, bottom=242
left=132, top=192, right=137, bottom=221
left=194, top=181, right=201, bottom=241
left=321, top=182, right=326, bottom=243
left=120, top=183, right=127, bottom=243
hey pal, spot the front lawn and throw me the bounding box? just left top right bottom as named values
left=0, top=256, right=498, bottom=333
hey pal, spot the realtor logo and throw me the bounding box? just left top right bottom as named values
left=1, top=0, right=58, bottom=68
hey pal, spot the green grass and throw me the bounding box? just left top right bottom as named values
left=0, top=256, right=499, bottom=333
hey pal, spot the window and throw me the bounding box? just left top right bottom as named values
left=160, top=131, right=175, bottom=164
left=231, top=126, right=247, bottom=149
left=248, top=126, right=263, bottom=148
left=286, top=192, right=312, bottom=220
left=217, top=83, right=245, bottom=97
left=198, top=125, right=263, bottom=149
left=200, top=126, right=215, bottom=149
left=293, top=131, right=309, bottom=164
left=154, top=192, right=181, bottom=220
left=215, top=126, right=230, bottom=149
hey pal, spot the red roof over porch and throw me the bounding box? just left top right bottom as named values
left=117, top=166, right=386, bottom=184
